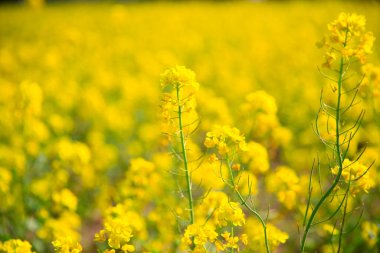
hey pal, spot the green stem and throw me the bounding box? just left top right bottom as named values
left=231, top=226, right=235, bottom=253
left=301, top=55, right=345, bottom=252
left=176, top=85, right=195, bottom=226
left=226, top=156, right=271, bottom=253
left=337, top=180, right=350, bottom=253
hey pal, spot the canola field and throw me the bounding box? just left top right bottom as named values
left=0, top=1, right=380, bottom=253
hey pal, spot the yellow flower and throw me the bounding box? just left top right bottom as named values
left=0, top=167, right=12, bottom=194
left=265, top=166, right=301, bottom=209
left=331, top=159, right=375, bottom=195
left=245, top=90, right=277, bottom=115
left=94, top=230, right=106, bottom=242
left=322, top=12, right=375, bottom=67
left=52, top=188, right=78, bottom=211
left=121, top=244, right=135, bottom=252
left=181, top=223, right=218, bottom=250
left=361, top=221, right=379, bottom=248
left=160, top=65, right=199, bottom=91
left=204, top=125, right=247, bottom=156
left=220, top=231, right=239, bottom=249
left=0, top=239, right=35, bottom=253
left=245, top=218, right=288, bottom=252
left=105, top=219, right=133, bottom=249
left=214, top=201, right=245, bottom=227
left=52, top=237, right=82, bottom=253
left=160, top=66, right=200, bottom=137
left=94, top=203, right=142, bottom=252
left=241, top=141, right=270, bottom=175
left=241, top=233, right=248, bottom=245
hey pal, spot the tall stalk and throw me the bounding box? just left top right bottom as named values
left=226, top=156, right=271, bottom=253
left=301, top=30, right=348, bottom=253
left=176, top=85, right=195, bottom=226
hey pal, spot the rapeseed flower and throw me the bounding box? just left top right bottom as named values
left=52, top=237, right=82, bottom=253
left=331, top=159, right=375, bottom=195
left=320, top=12, right=375, bottom=67
left=0, top=239, right=35, bottom=253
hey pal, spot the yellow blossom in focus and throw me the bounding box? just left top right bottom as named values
left=52, top=237, right=82, bottom=253
left=181, top=223, right=218, bottom=252
left=214, top=201, right=245, bottom=227
left=160, top=66, right=199, bottom=138
left=204, top=125, right=247, bottom=156
left=331, top=159, right=375, bottom=195
left=321, top=12, right=375, bottom=67
left=94, top=203, right=143, bottom=252
left=220, top=231, right=239, bottom=249
left=161, top=65, right=199, bottom=91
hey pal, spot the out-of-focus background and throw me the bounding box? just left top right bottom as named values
left=0, top=0, right=379, bottom=252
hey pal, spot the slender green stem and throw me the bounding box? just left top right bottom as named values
left=301, top=51, right=347, bottom=251
left=337, top=179, right=351, bottom=253
left=303, top=160, right=314, bottom=227
left=226, top=156, right=271, bottom=253
left=176, top=85, right=195, bottom=226
left=231, top=226, right=235, bottom=253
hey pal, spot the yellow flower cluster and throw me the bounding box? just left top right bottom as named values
left=331, top=159, right=375, bottom=195
left=161, top=65, right=200, bottom=91
left=182, top=191, right=247, bottom=252
left=94, top=203, right=145, bottom=253
left=95, top=219, right=135, bottom=252
left=0, top=239, right=35, bottom=253
left=160, top=66, right=199, bottom=138
left=52, top=188, right=78, bottom=212
left=37, top=211, right=81, bottom=243
left=244, top=218, right=289, bottom=252
left=51, top=138, right=93, bottom=187
left=182, top=222, right=247, bottom=253
left=204, top=125, right=247, bottom=156
left=361, top=221, right=379, bottom=248
left=118, top=158, right=160, bottom=203
left=195, top=191, right=228, bottom=224
left=241, top=141, right=270, bottom=174
left=240, top=90, right=292, bottom=147
left=214, top=201, right=246, bottom=227
left=243, top=90, right=278, bottom=115
left=192, top=154, right=227, bottom=190
left=116, top=155, right=181, bottom=251
left=320, top=12, right=375, bottom=67
left=182, top=223, right=218, bottom=252
left=241, top=91, right=277, bottom=139
left=265, top=166, right=301, bottom=209
left=52, top=237, right=82, bottom=253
